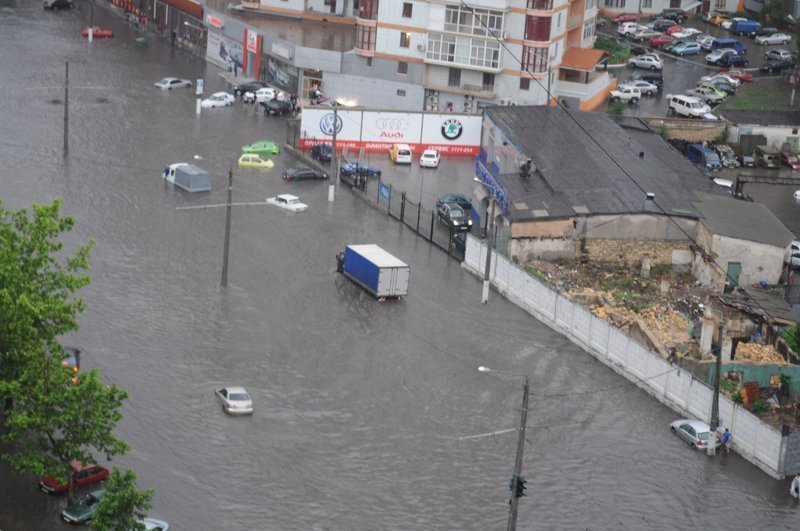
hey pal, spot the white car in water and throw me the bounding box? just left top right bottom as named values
left=215, top=386, right=254, bottom=415
left=266, top=194, right=308, bottom=212
left=242, top=87, right=286, bottom=104
left=201, top=92, right=235, bottom=108
left=419, top=149, right=440, bottom=168
left=154, top=77, right=192, bottom=90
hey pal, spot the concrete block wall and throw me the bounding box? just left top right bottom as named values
left=583, top=238, right=692, bottom=266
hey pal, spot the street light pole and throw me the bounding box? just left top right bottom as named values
left=482, top=195, right=496, bottom=304
left=221, top=169, right=233, bottom=287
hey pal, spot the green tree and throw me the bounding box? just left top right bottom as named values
left=760, top=0, right=783, bottom=24
left=1, top=357, right=129, bottom=503
left=89, top=468, right=153, bottom=531
left=0, top=199, right=93, bottom=406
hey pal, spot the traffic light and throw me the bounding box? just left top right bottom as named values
left=515, top=475, right=527, bottom=498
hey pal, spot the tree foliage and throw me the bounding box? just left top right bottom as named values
left=89, top=468, right=153, bottom=531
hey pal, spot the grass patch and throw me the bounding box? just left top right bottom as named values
left=525, top=266, right=548, bottom=283
left=719, top=78, right=798, bottom=112
left=650, top=263, right=672, bottom=278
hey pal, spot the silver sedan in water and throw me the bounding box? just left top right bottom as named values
left=670, top=419, right=721, bottom=450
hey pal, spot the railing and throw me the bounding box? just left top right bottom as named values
left=555, top=72, right=611, bottom=99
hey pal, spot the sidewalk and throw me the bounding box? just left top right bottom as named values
left=217, top=70, right=256, bottom=89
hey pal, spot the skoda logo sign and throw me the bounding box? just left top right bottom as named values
left=441, top=118, right=463, bottom=140
left=319, top=113, right=343, bottom=136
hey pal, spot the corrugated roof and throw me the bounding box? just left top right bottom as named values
left=692, top=192, right=795, bottom=248
left=720, top=110, right=800, bottom=127
left=484, top=106, right=724, bottom=222
left=560, top=48, right=609, bottom=71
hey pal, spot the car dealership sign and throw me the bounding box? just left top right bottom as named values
left=300, top=109, right=481, bottom=155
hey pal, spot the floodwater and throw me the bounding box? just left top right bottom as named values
left=1, top=3, right=799, bottom=529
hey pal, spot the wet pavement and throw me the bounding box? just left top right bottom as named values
left=2, top=3, right=800, bottom=530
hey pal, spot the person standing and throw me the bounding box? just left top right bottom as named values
left=290, top=93, right=297, bottom=116
left=791, top=473, right=800, bottom=500
left=721, top=429, right=732, bottom=454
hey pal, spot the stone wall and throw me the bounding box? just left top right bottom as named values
left=582, top=238, right=692, bottom=266
left=644, top=117, right=727, bottom=143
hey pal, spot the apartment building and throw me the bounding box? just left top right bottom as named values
left=230, top=0, right=614, bottom=111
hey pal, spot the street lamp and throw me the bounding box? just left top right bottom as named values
left=474, top=178, right=497, bottom=304
left=478, top=366, right=530, bottom=531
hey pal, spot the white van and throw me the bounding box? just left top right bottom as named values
left=389, top=144, right=413, bottom=164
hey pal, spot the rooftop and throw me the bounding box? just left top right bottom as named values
left=719, top=109, right=800, bottom=127
left=484, top=106, right=723, bottom=222
left=692, top=192, right=795, bottom=248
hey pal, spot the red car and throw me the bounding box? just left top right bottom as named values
left=720, top=69, right=753, bottom=82
left=666, top=25, right=685, bottom=35
left=613, top=13, right=639, bottom=24
left=39, top=461, right=109, bottom=494
left=650, top=34, right=675, bottom=48
left=81, top=26, right=113, bottom=38
left=781, top=151, right=800, bottom=170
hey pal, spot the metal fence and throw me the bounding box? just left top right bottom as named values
left=462, top=234, right=791, bottom=479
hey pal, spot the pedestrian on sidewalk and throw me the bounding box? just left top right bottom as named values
left=790, top=473, right=800, bottom=500
left=722, top=428, right=732, bottom=454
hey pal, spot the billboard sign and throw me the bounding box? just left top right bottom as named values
left=206, top=32, right=242, bottom=70
left=246, top=31, right=259, bottom=54
left=300, top=109, right=481, bottom=155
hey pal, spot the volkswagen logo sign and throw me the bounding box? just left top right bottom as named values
left=319, top=113, right=343, bottom=136
left=441, top=118, right=463, bottom=140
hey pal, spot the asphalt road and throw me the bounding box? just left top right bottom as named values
left=1, top=4, right=799, bottom=530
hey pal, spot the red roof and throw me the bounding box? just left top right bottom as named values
left=560, top=48, right=609, bottom=71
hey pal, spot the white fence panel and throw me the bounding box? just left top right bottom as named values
left=529, top=279, right=556, bottom=321
left=554, top=296, right=574, bottom=333
left=507, top=265, right=527, bottom=302
left=719, top=396, right=736, bottom=431
left=589, top=315, right=610, bottom=357
left=465, top=235, right=481, bottom=270
left=665, top=369, right=691, bottom=411
left=606, top=328, right=630, bottom=370
left=646, top=355, right=670, bottom=396
left=571, top=305, right=592, bottom=348
left=754, top=422, right=783, bottom=473
left=494, top=254, right=510, bottom=291
left=626, top=343, right=651, bottom=383
left=732, top=408, right=760, bottom=459
left=686, top=379, right=713, bottom=422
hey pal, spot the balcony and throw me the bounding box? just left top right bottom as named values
left=425, top=81, right=497, bottom=100
left=567, top=14, right=583, bottom=29
left=425, top=33, right=503, bottom=73
left=527, top=0, right=553, bottom=10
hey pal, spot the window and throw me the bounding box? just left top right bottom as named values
left=584, top=0, right=597, bottom=9
left=482, top=72, right=495, bottom=91
left=641, top=0, right=652, bottom=6
left=426, top=32, right=501, bottom=69
left=448, top=68, right=461, bottom=87
left=520, top=77, right=531, bottom=90
left=603, top=0, right=625, bottom=7
left=524, top=15, right=551, bottom=41
left=397, top=61, right=408, bottom=74
left=444, top=5, right=505, bottom=36
left=356, top=25, right=376, bottom=51
left=400, top=32, right=410, bottom=48
left=714, top=0, right=725, bottom=7
left=359, top=0, right=378, bottom=20
left=397, top=89, right=406, bottom=96
left=402, top=2, right=412, bottom=17
left=521, top=45, right=548, bottom=73
left=583, top=18, right=595, bottom=39
left=556, top=13, right=561, bottom=28
left=527, top=0, right=553, bottom=9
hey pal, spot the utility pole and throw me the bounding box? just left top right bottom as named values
left=63, top=61, right=69, bottom=155
left=482, top=195, right=496, bottom=304
left=507, top=376, right=530, bottom=531
left=331, top=103, right=339, bottom=188
left=708, top=318, right=723, bottom=456
left=221, top=169, right=233, bottom=287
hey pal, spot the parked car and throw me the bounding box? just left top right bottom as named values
left=437, top=202, right=472, bottom=231
left=671, top=41, right=701, bottom=56
left=649, top=18, right=675, bottom=32
left=628, top=54, right=663, bottom=70
left=154, top=77, right=191, bottom=90
left=720, top=69, right=753, bottom=82
left=437, top=193, right=472, bottom=211
left=760, top=58, right=795, bottom=73
left=419, top=148, right=441, bottom=168
left=708, top=14, right=730, bottom=26
left=238, top=153, right=274, bottom=169
left=40, top=462, right=109, bottom=494
left=764, top=49, right=793, bottom=61
left=697, top=36, right=717, bottom=50
left=282, top=166, right=328, bottom=181
left=311, top=143, right=332, bottom=162
left=685, top=143, right=723, bottom=170
left=241, top=140, right=280, bottom=156
left=660, top=8, right=686, bottom=23
left=621, top=80, right=659, bottom=95
left=738, top=154, right=756, bottom=167
left=715, top=145, right=740, bottom=168
left=705, top=48, right=736, bottom=64
left=716, top=53, right=749, bottom=68
left=721, top=17, right=747, bottom=30
left=667, top=94, right=711, bottom=118
left=755, top=26, right=779, bottom=37
left=670, top=419, right=720, bottom=450
left=609, top=85, right=641, bottom=103
left=389, top=143, right=413, bottom=164
left=233, top=80, right=266, bottom=97
left=340, top=161, right=382, bottom=177
left=730, top=19, right=761, bottom=37
left=781, top=150, right=800, bottom=170
left=263, top=99, right=292, bottom=116
left=200, top=92, right=234, bottom=108
left=81, top=26, right=113, bottom=38
left=214, top=386, right=254, bottom=415
left=141, top=518, right=170, bottom=531
left=613, top=12, right=639, bottom=24
left=625, top=72, right=664, bottom=88
left=44, top=0, right=74, bottom=9
left=701, top=79, right=736, bottom=95
left=650, top=34, right=675, bottom=48
left=244, top=87, right=285, bottom=103
left=618, top=22, right=644, bottom=37
left=754, top=146, right=782, bottom=168
left=700, top=73, right=741, bottom=87
left=672, top=28, right=701, bottom=39
left=631, top=28, right=661, bottom=42
left=756, top=32, right=791, bottom=45
left=266, top=194, right=308, bottom=213
left=665, top=24, right=685, bottom=35
left=61, top=490, right=104, bottom=524
left=686, top=86, right=726, bottom=105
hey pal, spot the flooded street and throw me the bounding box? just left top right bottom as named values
left=1, top=3, right=800, bottom=529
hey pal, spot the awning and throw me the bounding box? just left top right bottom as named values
left=559, top=48, right=609, bottom=72
left=682, top=1, right=702, bottom=12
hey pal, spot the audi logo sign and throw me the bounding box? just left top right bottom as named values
left=301, top=109, right=481, bottom=156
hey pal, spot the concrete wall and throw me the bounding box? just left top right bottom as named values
left=333, top=53, right=424, bottom=110
left=728, top=124, right=800, bottom=151
left=644, top=117, right=727, bottom=143
left=711, top=234, right=786, bottom=287
left=463, top=234, right=789, bottom=479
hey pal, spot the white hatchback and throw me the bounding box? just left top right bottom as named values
left=267, top=194, right=308, bottom=212
left=419, top=149, right=440, bottom=168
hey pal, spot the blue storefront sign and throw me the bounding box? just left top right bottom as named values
left=379, top=183, right=391, bottom=201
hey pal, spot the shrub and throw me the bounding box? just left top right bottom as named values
left=752, top=398, right=768, bottom=414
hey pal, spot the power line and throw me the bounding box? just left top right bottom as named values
left=458, top=0, right=783, bottom=324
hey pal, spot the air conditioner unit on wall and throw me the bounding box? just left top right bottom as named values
left=429, top=95, right=438, bottom=105
left=417, top=44, right=426, bottom=52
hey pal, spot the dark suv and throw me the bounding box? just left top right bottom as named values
left=660, top=9, right=686, bottom=23
left=625, top=72, right=663, bottom=88
left=233, top=81, right=267, bottom=97
left=718, top=53, right=748, bottom=68
left=437, top=203, right=473, bottom=231
left=650, top=18, right=675, bottom=32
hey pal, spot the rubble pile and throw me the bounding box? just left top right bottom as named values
left=735, top=341, right=785, bottom=364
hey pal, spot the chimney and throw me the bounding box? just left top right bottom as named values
left=644, top=193, right=655, bottom=212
